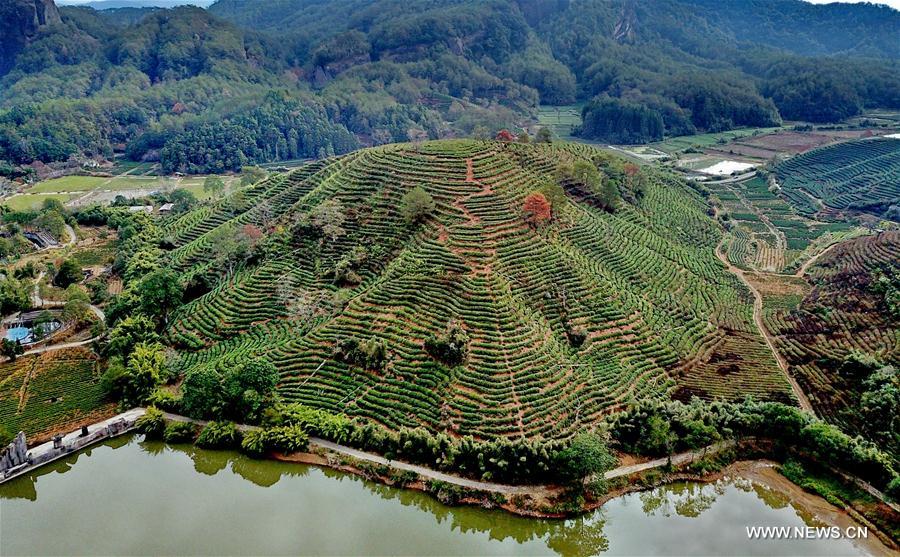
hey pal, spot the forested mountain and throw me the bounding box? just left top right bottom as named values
left=0, top=0, right=61, bottom=75
left=1, top=0, right=898, bottom=172
left=680, top=0, right=900, bottom=59
left=58, top=1, right=213, bottom=8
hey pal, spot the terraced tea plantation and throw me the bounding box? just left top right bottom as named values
left=766, top=231, right=900, bottom=427
left=775, top=138, right=900, bottom=217
left=712, top=177, right=856, bottom=274
left=0, top=348, right=115, bottom=443
left=165, top=140, right=792, bottom=441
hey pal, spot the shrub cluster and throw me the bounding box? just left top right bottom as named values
left=423, top=320, right=469, bottom=367
left=163, top=421, right=197, bottom=444
left=196, top=421, right=243, bottom=450
left=264, top=403, right=581, bottom=484
left=332, top=336, right=388, bottom=370
left=609, top=399, right=898, bottom=492
left=240, top=425, right=309, bottom=457
left=134, top=407, right=166, bottom=440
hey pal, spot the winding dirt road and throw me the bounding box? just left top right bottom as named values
left=715, top=238, right=815, bottom=413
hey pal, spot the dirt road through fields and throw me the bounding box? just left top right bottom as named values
left=715, top=238, right=815, bottom=413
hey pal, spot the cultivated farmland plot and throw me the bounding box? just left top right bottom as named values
left=775, top=138, right=900, bottom=218
left=765, top=231, right=900, bottom=429
left=164, top=140, right=792, bottom=441
left=710, top=177, right=858, bottom=274
left=0, top=348, right=115, bottom=444
left=2, top=172, right=239, bottom=211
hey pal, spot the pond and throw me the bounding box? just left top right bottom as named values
left=0, top=435, right=884, bottom=556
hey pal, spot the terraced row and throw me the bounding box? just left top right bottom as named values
left=776, top=138, right=900, bottom=216
left=167, top=140, right=791, bottom=441
left=766, top=231, right=900, bottom=425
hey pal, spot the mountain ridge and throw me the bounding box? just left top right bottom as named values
left=1, top=0, right=898, bottom=171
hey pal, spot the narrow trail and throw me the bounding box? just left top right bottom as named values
left=794, top=239, right=841, bottom=277
left=63, top=224, right=76, bottom=247
left=159, top=410, right=735, bottom=494
left=16, top=359, right=37, bottom=412
left=715, top=237, right=815, bottom=414
left=602, top=441, right=736, bottom=479
left=30, top=270, right=106, bottom=321
left=22, top=337, right=99, bottom=357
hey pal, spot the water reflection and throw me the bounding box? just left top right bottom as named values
left=0, top=435, right=877, bottom=557
left=639, top=481, right=722, bottom=518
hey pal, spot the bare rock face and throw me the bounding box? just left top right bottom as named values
left=0, top=0, right=61, bottom=75
left=0, top=431, right=29, bottom=472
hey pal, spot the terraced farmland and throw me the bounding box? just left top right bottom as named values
left=712, top=177, right=856, bottom=274
left=766, top=231, right=900, bottom=428
left=166, top=140, right=792, bottom=441
left=0, top=348, right=115, bottom=443
left=775, top=138, right=900, bottom=217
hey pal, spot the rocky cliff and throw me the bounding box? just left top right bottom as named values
left=0, top=0, right=61, bottom=75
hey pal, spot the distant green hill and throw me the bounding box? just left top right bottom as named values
left=1, top=0, right=898, bottom=170
left=163, top=140, right=792, bottom=440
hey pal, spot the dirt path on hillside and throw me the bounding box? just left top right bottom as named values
left=715, top=237, right=815, bottom=413
left=794, top=239, right=841, bottom=277
left=722, top=182, right=786, bottom=272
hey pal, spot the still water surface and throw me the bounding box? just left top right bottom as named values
left=0, top=435, right=876, bottom=556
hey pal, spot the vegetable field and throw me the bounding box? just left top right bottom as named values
left=165, top=140, right=792, bottom=441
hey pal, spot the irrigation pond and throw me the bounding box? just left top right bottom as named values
left=0, top=435, right=886, bottom=556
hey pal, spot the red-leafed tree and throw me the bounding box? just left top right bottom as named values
left=495, top=129, right=515, bottom=142
left=624, top=163, right=640, bottom=177
left=242, top=224, right=263, bottom=242
left=523, top=191, right=552, bottom=225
